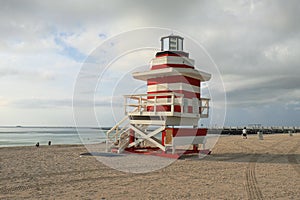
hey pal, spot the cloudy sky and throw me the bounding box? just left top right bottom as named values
left=0, top=0, right=299, bottom=127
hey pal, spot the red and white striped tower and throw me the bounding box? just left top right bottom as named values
left=107, top=35, right=211, bottom=157
left=139, top=35, right=210, bottom=123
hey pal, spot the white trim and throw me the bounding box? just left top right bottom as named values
left=133, top=67, right=211, bottom=82
left=172, top=136, right=206, bottom=146
left=147, top=83, right=200, bottom=93
left=146, top=97, right=196, bottom=106
left=151, top=56, right=195, bottom=67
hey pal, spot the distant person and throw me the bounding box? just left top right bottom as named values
left=242, top=127, right=247, bottom=139
left=36, top=142, right=40, bottom=147
left=48, top=141, right=51, bottom=146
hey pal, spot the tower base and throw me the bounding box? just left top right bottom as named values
left=111, top=146, right=211, bottom=159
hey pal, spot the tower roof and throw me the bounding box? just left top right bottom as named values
left=160, top=34, right=184, bottom=41
left=132, top=67, right=211, bottom=82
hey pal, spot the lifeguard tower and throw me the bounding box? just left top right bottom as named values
left=106, top=35, right=211, bottom=158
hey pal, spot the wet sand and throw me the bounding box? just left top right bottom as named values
left=0, top=134, right=299, bottom=199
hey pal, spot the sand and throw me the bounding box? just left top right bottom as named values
left=0, top=134, right=299, bottom=199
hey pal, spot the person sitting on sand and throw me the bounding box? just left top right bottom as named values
left=242, top=127, right=247, bottom=139
left=36, top=142, right=40, bottom=147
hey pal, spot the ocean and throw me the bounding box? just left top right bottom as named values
left=0, top=126, right=224, bottom=148
left=0, top=126, right=107, bottom=147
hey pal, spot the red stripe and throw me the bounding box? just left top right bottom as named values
left=147, top=90, right=200, bottom=99
left=161, top=131, right=166, bottom=146
left=174, top=105, right=194, bottom=113
left=174, top=105, right=193, bottom=113
left=151, top=64, right=194, bottom=70
left=156, top=53, right=181, bottom=57
left=156, top=52, right=189, bottom=58
left=147, top=75, right=200, bottom=87
left=174, top=105, right=181, bottom=112
left=166, top=128, right=208, bottom=137
left=147, top=95, right=174, bottom=99
left=147, top=105, right=171, bottom=112
left=146, top=106, right=196, bottom=114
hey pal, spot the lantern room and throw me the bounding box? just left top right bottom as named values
left=161, top=35, right=184, bottom=51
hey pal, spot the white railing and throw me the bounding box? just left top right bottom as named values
left=124, top=93, right=183, bottom=116
left=106, top=115, right=129, bottom=142
left=124, top=93, right=210, bottom=118
left=105, top=108, right=139, bottom=152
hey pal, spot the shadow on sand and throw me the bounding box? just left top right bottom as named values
left=81, top=151, right=299, bottom=165
left=80, top=152, right=124, bottom=157
left=182, top=153, right=300, bottom=164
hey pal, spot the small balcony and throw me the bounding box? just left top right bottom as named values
left=124, top=93, right=209, bottom=118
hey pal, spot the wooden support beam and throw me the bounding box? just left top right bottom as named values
left=129, top=125, right=166, bottom=151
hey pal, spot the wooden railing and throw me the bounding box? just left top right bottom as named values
left=124, top=93, right=182, bottom=116
left=105, top=108, right=138, bottom=152
left=123, top=93, right=210, bottom=118
left=106, top=115, right=129, bottom=142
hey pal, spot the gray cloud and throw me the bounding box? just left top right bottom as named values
left=0, top=0, right=299, bottom=126
left=12, top=98, right=73, bottom=109
left=12, top=97, right=122, bottom=109
left=0, top=67, right=56, bottom=81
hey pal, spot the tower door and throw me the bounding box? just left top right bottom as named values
left=183, top=99, right=188, bottom=113
left=192, top=98, right=199, bottom=114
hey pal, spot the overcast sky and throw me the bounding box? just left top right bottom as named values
left=0, top=0, right=299, bottom=127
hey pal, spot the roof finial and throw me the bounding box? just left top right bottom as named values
left=171, top=29, right=174, bottom=36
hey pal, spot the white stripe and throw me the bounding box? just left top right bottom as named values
left=148, top=97, right=197, bottom=106
left=133, top=67, right=211, bottom=82
left=173, top=136, right=206, bottom=146
left=147, top=83, right=200, bottom=93
left=151, top=56, right=195, bottom=67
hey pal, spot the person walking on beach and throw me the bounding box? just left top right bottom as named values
left=242, top=127, right=247, bottom=139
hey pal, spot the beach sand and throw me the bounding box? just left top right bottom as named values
left=0, top=134, right=299, bottom=199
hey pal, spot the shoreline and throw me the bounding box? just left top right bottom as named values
left=1, top=132, right=298, bottom=148
left=0, top=142, right=107, bottom=149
